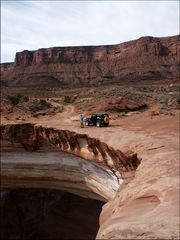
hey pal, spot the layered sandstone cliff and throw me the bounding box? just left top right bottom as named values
left=1, top=35, right=179, bottom=87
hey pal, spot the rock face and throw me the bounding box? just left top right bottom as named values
left=1, top=35, right=179, bottom=87
left=0, top=120, right=179, bottom=239
left=1, top=150, right=119, bottom=201
left=0, top=123, right=140, bottom=201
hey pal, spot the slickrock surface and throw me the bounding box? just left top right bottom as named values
left=1, top=35, right=179, bottom=87
left=0, top=108, right=179, bottom=239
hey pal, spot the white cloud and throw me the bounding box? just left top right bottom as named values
left=1, top=0, right=179, bottom=62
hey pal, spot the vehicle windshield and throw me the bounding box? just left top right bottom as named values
left=98, top=114, right=108, bottom=117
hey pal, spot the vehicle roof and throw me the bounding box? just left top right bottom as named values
left=92, top=113, right=108, bottom=116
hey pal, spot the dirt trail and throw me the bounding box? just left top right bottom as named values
left=63, top=105, right=75, bottom=117
left=27, top=104, right=76, bottom=126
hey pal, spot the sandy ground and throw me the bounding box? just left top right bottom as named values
left=1, top=104, right=179, bottom=156
left=27, top=105, right=179, bottom=152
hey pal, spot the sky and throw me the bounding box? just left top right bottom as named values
left=1, top=0, right=179, bottom=63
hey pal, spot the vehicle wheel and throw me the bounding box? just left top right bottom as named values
left=104, top=116, right=109, bottom=124
left=96, top=122, right=101, bottom=127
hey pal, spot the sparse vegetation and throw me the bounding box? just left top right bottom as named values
left=30, top=99, right=51, bottom=113
left=6, top=94, right=23, bottom=106
left=46, top=108, right=55, bottom=115
left=57, top=106, right=64, bottom=113
left=63, top=95, right=72, bottom=104
left=22, top=96, right=29, bottom=102
left=118, top=112, right=127, bottom=117
left=177, top=97, right=180, bottom=105
left=2, top=83, right=179, bottom=120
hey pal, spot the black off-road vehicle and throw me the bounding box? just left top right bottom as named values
left=85, top=113, right=110, bottom=127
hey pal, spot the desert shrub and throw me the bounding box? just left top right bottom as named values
left=63, top=95, right=72, bottom=103
left=46, top=108, right=55, bottom=115
left=177, top=97, right=180, bottom=105
left=23, top=96, right=29, bottom=102
left=139, top=103, right=149, bottom=110
left=6, top=94, right=23, bottom=106
left=58, top=106, right=64, bottom=113
left=159, top=103, right=170, bottom=111
left=30, top=99, right=51, bottom=113
left=118, top=112, right=126, bottom=117
left=149, top=71, right=165, bottom=79
left=159, top=109, right=174, bottom=116
left=39, top=99, right=50, bottom=106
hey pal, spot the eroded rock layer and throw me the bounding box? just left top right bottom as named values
left=1, top=35, right=179, bottom=87
left=0, top=123, right=140, bottom=201
left=0, top=123, right=140, bottom=174
left=1, top=149, right=119, bottom=201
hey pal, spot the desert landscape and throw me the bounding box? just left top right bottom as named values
left=0, top=32, right=179, bottom=240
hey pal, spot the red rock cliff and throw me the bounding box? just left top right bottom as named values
left=1, top=35, right=180, bottom=87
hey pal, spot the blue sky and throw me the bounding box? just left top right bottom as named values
left=1, top=0, right=179, bottom=63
